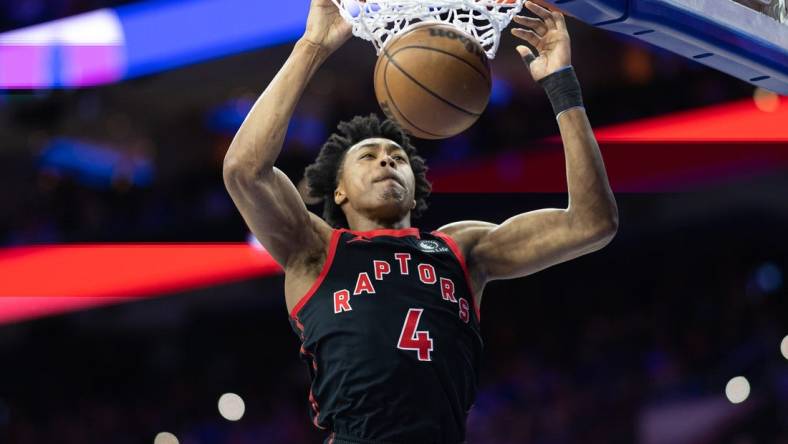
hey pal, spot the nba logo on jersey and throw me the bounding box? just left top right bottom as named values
left=418, top=240, right=448, bottom=253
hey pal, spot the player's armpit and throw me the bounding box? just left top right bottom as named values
left=466, top=208, right=616, bottom=282
left=223, top=164, right=331, bottom=268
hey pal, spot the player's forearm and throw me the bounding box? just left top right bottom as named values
left=558, top=107, right=618, bottom=231
left=224, top=39, right=329, bottom=175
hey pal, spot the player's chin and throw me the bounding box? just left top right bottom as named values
left=372, top=195, right=410, bottom=218
left=376, top=183, right=407, bottom=200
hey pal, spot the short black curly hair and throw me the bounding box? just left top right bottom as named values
left=304, top=114, right=431, bottom=229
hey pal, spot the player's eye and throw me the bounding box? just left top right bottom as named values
left=393, top=155, right=406, bottom=162
left=360, top=153, right=375, bottom=159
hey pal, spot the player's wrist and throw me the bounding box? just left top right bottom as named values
left=296, top=37, right=334, bottom=63
left=538, top=66, right=584, bottom=117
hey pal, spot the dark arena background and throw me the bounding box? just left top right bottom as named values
left=0, top=1, right=787, bottom=443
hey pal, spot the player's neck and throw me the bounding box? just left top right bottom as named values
left=346, top=214, right=411, bottom=232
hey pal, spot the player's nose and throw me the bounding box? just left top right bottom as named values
left=379, top=155, right=396, bottom=168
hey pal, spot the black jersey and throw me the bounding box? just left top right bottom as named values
left=289, top=227, right=483, bottom=444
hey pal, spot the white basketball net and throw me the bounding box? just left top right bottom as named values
left=331, top=0, right=524, bottom=59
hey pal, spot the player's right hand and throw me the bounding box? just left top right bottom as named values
left=302, top=0, right=352, bottom=55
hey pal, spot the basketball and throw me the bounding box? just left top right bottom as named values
left=374, top=22, right=492, bottom=140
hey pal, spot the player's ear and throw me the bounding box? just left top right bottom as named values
left=334, top=163, right=348, bottom=206
left=411, top=199, right=417, bottom=210
left=334, top=185, right=347, bottom=206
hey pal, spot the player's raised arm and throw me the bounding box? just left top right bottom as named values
left=222, top=0, right=351, bottom=267
left=438, top=2, right=617, bottom=286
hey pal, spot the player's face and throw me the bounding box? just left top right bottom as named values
left=335, top=138, right=417, bottom=222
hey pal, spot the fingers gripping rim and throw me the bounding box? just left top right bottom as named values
left=330, top=0, right=524, bottom=59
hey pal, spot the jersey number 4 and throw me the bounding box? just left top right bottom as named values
left=397, top=308, right=434, bottom=361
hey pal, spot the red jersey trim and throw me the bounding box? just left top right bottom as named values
left=290, top=229, right=342, bottom=318
left=343, top=227, right=420, bottom=239
left=291, top=316, right=327, bottom=430
left=431, top=230, right=482, bottom=322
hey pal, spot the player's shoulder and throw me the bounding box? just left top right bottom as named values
left=433, top=220, right=497, bottom=238
left=432, top=220, right=497, bottom=253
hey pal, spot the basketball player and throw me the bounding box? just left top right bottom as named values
left=223, top=1, right=617, bottom=442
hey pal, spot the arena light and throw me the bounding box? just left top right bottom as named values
left=0, top=0, right=310, bottom=89
left=431, top=97, right=788, bottom=192
left=218, top=393, right=246, bottom=421
left=591, top=95, right=788, bottom=142
left=0, top=244, right=282, bottom=324
left=0, top=9, right=125, bottom=88
left=754, top=262, right=783, bottom=294
left=725, top=376, right=751, bottom=404
left=116, top=0, right=308, bottom=79
left=154, top=432, right=179, bottom=444
left=754, top=88, right=781, bottom=113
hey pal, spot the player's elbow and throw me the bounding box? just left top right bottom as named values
left=569, top=203, right=619, bottom=242
left=585, top=216, right=618, bottom=251
left=223, top=153, right=272, bottom=191
left=222, top=156, right=246, bottom=193
left=598, top=209, right=619, bottom=237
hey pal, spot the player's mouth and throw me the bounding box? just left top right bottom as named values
left=373, top=174, right=404, bottom=187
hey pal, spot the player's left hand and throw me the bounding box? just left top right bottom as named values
left=511, top=1, right=571, bottom=82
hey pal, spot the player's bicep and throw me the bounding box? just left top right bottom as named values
left=471, top=208, right=612, bottom=281
left=223, top=166, right=329, bottom=267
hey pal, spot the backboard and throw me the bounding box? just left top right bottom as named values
left=546, top=0, right=788, bottom=93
